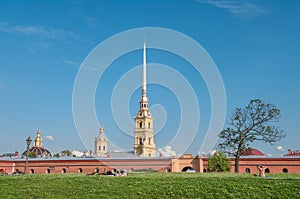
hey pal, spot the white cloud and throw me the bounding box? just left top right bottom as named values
left=70, top=10, right=98, bottom=27
left=60, top=57, right=82, bottom=67
left=0, top=22, right=77, bottom=39
left=44, top=135, right=54, bottom=141
left=157, top=146, right=176, bottom=157
left=81, top=65, right=98, bottom=71
left=277, top=145, right=284, bottom=151
left=197, top=0, right=266, bottom=18
left=209, top=150, right=217, bottom=156
left=0, top=22, right=82, bottom=53
left=72, top=150, right=84, bottom=157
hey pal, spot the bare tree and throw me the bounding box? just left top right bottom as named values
left=218, top=99, right=285, bottom=173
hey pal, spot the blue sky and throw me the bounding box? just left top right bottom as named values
left=0, top=0, right=299, bottom=156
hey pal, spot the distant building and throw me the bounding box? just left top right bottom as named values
left=94, top=126, right=108, bottom=157
left=1, top=151, right=300, bottom=174
left=83, top=149, right=93, bottom=158
left=22, top=128, right=51, bottom=158
left=133, top=41, right=156, bottom=157
left=284, top=149, right=300, bottom=156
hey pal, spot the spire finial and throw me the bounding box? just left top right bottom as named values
left=100, top=125, right=104, bottom=134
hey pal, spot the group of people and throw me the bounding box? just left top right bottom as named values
left=87, top=168, right=127, bottom=177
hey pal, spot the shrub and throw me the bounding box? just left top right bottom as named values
left=208, top=151, right=231, bottom=172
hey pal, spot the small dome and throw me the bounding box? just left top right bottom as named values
left=241, top=148, right=264, bottom=156
left=22, top=147, right=52, bottom=158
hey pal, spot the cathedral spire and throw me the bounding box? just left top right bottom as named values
left=34, top=128, right=43, bottom=148
left=140, top=39, right=149, bottom=111
left=134, top=40, right=156, bottom=157
left=142, top=39, right=147, bottom=97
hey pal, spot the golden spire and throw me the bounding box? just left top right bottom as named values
left=142, top=39, right=147, bottom=97
left=100, top=125, right=104, bottom=134
left=140, top=40, right=149, bottom=111
left=34, top=128, right=43, bottom=148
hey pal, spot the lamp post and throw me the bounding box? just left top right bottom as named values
left=24, top=136, right=32, bottom=174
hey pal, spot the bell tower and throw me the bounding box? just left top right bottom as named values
left=34, top=128, right=43, bottom=148
left=95, top=125, right=108, bottom=157
left=133, top=40, right=156, bottom=157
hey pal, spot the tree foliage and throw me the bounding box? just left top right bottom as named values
left=60, top=150, right=72, bottom=157
left=208, top=151, right=231, bottom=172
left=26, top=152, right=37, bottom=158
left=218, top=99, right=285, bottom=173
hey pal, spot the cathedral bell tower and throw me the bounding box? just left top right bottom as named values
left=133, top=41, right=156, bottom=157
left=34, top=128, right=43, bottom=148
left=95, top=125, right=108, bottom=157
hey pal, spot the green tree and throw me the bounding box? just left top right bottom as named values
left=60, top=150, right=72, bottom=157
left=208, top=151, right=231, bottom=172
left=26, top=152, right=37, bottom=158
left=53, top=153, right=60, bottom=158
left=218, top=99, right=285, bottom=173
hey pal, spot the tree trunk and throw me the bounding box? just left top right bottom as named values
left=234, top=157, right=239, bottom=173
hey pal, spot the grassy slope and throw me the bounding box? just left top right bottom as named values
left=0, top=173, right=300, bottom=199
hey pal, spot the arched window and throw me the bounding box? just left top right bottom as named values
left=30, top=169, right=35, bottom=174
left=139, top=121, right=143, bottom=128
left=62, top=168, right=66, bottom=173
left=78, top=168, right=83, bottom=173
left=99, top=146, right=101, bottom=150
left=203, top=168, right=207, bottom=173
left=139, top=138, right=143, bottom=144
left=182, top=166, right=194, bottom=172
left=148, top=123, right=151, bottom=129
left=149, top=137, right=151, bottom=144
left=265, top=168, right=270, bottom=173
left=46, top=169, right=50, bottom=174
left=282, top=168, right=288, bottom=173
left=103, top=146, right=106, bottom=151
left=245, top=168, right=251, bottom=173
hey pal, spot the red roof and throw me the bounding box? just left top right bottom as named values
left=241, top=148, right=264, bottom=156
left=22, top=147, right=52, bottom=157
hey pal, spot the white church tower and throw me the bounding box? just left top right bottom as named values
left=95, top=126, right=108, bottom=157
left=133, top=41, right=156, bottom=157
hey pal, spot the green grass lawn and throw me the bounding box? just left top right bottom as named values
left=1, top=173, right=299, bottom=198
